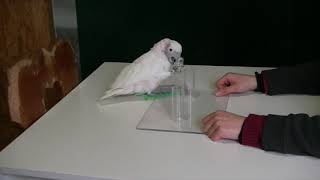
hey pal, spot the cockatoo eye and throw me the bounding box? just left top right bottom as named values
left=169, top=48, right=172, bottom=52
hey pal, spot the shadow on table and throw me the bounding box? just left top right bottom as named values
left=0, top=113, right=24, bottom=151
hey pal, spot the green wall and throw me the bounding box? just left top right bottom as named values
left=76, top=0, right=319, bottom=78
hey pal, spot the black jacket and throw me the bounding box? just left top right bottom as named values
left=260, top=61, right=320, bottom=157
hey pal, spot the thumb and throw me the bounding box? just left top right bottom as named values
left=215, top=86, right=236, bottom=96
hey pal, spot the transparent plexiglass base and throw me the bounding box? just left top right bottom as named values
left=137, top=67, right=229, bottom=134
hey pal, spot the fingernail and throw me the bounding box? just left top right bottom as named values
left=215, top=91, right=222, bottom=96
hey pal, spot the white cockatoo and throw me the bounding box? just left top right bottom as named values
left=100, top=38, right=182, bottom=100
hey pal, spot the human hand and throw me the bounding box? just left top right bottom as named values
left=202, top=111, right=246, bottom=141
left=215, top=73, right=257, bottom=96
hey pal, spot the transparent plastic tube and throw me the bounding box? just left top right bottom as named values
left=171, top=67, right=194, bottom=129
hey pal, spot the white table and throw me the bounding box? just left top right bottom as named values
left=1, top=62, right=320, bottom=180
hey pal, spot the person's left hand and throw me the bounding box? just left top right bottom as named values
left=202, top=111, right=246, bottom=141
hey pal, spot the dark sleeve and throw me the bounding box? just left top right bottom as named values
left=261, top=61, right=320, bottom=95
left=240, top=114, right=265, bottom=149
left=262, top=114, right=320, bottom=158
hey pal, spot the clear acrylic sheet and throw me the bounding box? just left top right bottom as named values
left=136, top=89, right=228, bottom=134
left=137, top=66, right=229, bottom=134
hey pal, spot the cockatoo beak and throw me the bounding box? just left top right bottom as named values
left=169, top=57, right=176, bottom=64
left=168, top=52, right=181, bottom=65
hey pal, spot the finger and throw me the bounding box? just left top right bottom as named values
left=202, top=112, right=216, bottom=124
left=210, top=132, right=222, bottom=141
left=202, top=114, right=219, bottom=133
left=216, top=77, right=229, bottom=89
left=209, top=126, right=224, bottom=141
left=215, top=86, right=235, bottom=96
left=202, top=118, right=215, bottom=133
left=216, top=73, right=233, bottom=88
left=215, top=90, right=225, bottom=96
left=207, top=122, right=219, bottom=138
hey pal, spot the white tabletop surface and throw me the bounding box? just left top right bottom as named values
left=1, top=62, right=320, bottom=180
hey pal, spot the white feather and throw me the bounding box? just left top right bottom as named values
left=101, top=38, right=179, bottom=100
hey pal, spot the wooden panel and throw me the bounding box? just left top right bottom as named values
left=0, top=0, right=54, bottom=58
left=0, top=41, right=78, bottom=128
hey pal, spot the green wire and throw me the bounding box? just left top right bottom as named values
left=137, top=92, right=176, bottom=101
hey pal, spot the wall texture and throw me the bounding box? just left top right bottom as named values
left=0, top=0, right=54, bottom=58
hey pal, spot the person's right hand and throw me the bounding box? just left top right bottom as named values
left=215, top=73, right=257, bottom=96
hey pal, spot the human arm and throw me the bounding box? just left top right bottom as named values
left=204, top=61, right=320, bottom=157
left=202, top=111, right=320, bottom=158
left=215, top=61, right=320, bottom=96
left=261, top=61, right=320, bottom=95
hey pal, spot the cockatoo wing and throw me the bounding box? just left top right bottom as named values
left=111, top=52, right=157, bottom=89
left=101, top=52, right=166, bottom=99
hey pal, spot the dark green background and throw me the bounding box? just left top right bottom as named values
left=76, top=0, right=319, bottom=78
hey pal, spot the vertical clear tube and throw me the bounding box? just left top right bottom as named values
left=171, top=67, right=194, bottom=130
